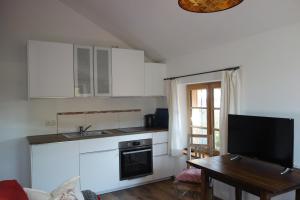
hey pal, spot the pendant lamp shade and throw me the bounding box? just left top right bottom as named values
left=178, top=0, right=243, bottom=13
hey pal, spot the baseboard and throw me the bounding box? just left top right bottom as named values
left=98, top=176, right=173, bottom=194
left=214, top=196, right=223, bottom=200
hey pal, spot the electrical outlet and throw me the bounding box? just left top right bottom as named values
left=45, top=120, right=57, bottom=127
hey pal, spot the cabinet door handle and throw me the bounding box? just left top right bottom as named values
left=122, top=149, right=152, bottom=155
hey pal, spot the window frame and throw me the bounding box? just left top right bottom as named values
left=187, top=81, right=221, bottom=151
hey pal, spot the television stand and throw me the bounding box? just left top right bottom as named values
left=230, top=155, right=242, bottom=161
left=281, top=168, right=293, bottom=175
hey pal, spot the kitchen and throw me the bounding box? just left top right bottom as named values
left=26, top=40, right=173, bottom=194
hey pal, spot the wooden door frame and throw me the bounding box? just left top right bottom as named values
left=186, top=82, right=221, bottom=151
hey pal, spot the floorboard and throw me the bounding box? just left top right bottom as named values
left=101, top=179, right=221, bottom=200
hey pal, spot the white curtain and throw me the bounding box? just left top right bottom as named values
left=165, top=79, right=187, bottom=157
left=220, top=70, right=241, bottom=155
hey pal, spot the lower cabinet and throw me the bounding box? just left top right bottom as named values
left=152, top=140, right=174, bottom=180
left=153, top=155, right=174, bottom=180
left=30, top=132, right=173, bottom=194
left=31, top=141, right=80, bottom=192
left=80, top=149, right=119, bottom=193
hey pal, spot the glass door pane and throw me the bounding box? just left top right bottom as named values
left=94, top=47, right=111, bottom=96
left=213, top=88, right=221, bottom=108
left=192, top=137, right=208, bottom=145
left=214, top=109, right=220, bottom=129
left=213, top=87, right=221, bottom=151
left=192, top=128, right=207, bottom=135
left=191, top=108, right=207, bottom=127
left=74, top=45, right=93, bottom=97
left=214, top=130, right=221, bottom=150
left=191, top=89, right=207, bottom=107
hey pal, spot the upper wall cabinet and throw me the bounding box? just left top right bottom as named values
left=28, top=40, right=74, bottom=98
left=94, top=47, right=111, bottom=96
left=74, top=45, right=94, bottom=97
left=74, top=46, right=111, bottom=97
left=145, top=63, right=167, bottom=96
left=111, top=48, right=145, bottom=97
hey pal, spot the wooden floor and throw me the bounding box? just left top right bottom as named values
left=101, top=179, right=219, bottom=200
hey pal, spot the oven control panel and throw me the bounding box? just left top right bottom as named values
left=119, top=138, right=152, bottom=149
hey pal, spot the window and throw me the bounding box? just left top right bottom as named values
left=187, top=82, right=221, bottom=152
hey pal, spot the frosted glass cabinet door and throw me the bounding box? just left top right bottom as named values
left=94, top=47, right=111, bottom=96
left=74, top=45, right=93, bottom=97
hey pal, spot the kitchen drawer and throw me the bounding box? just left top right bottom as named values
left=153, top=143, right=168, bottom=156
left=79, top=133, right=153, bottom=153
left=152, top=131, right=168, bottom=144
left=79, top=137, right=119, bottom=153
left=117, top=133, right=152, bottom=143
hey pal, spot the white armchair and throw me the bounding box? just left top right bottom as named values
left=24, top=188, right=51, bottom=200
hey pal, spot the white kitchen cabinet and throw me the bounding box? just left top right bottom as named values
left=30, top=141, right=79, bottom=192
left=153, top=143, right=168, bottom=156
left=152, top=131, right=173, bottom=180
left=145, top=63, right=167, bottom=96
left=30, top=132, right=171, bottom=194
left=79, top=137, right=119, bottom=154
left=111, top=48, right=145, bottom=96
left=74, top=45, right=94, bottom=97
left=28, top=40, right=74, bottom=98
left=153, top=155, right=174, bottom=180
left=75, top=46, right=111, bottom=97
left=152, top=131, right=168, bottom=144
left=94, top=47, right=111, bottom=96
left=80, top=149, right=119, bottom=193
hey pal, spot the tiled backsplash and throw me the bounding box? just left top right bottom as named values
left=57, top=109, right=143, bottom=133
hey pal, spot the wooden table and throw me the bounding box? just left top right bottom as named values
left=187, top=155, right=300, bottom=200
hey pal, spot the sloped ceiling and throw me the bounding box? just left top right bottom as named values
left=61, top=0, right=300, bottom=61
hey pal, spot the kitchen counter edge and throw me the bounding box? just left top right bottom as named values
left=27, top=128, right=168, bottom=145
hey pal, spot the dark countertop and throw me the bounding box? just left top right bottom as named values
left=27, top=127, right=168, bottom=145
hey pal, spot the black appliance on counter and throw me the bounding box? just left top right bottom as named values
left=144, top=108, right=169, bottom=129
left=144, top=114, right=156, bottom=128
left=155, top=108, right=168, bottom=129
left=119, top=139, right=153, bottom=180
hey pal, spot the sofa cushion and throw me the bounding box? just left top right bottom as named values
left=0, top=180, right=29, bottom=200
left=24, top=188, right=51, bottom=200
left=50, top=176, right=84, bottom=200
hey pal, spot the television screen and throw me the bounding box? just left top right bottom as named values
left=228, top=114, right=294, bottom=168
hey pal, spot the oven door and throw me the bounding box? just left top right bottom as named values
left=120, top=146, right=153, bottom=180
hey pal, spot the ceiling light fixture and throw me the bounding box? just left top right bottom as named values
left=178, top=0, right=243, bottom=13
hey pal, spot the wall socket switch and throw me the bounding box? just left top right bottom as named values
left=45, top=120, right=57, bottom=127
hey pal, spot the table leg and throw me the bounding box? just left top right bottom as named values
left=201, top=169, right=209, bottom=200
left=235, top=187, right=242, bottom=200
left=260, top=192, right=271, bottom=200
left=296, top=189, right=300, bottom=200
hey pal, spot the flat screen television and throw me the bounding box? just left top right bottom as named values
left=228, top=114, right=294, bottom=168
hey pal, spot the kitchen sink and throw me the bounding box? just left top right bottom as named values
left=63, top=130, right=109, bottom=139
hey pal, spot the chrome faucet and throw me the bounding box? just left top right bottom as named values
left=79, top=125, right=92, bottom=136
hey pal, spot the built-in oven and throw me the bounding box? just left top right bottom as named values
left=119, top=139, right=153, bottom=180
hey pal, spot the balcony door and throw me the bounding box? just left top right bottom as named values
left=187, top=82, right=221, bottom=152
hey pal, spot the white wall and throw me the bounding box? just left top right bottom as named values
left=0, top=0, right=162, bottom=186
left=167, top=22, right=300, bottom=200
